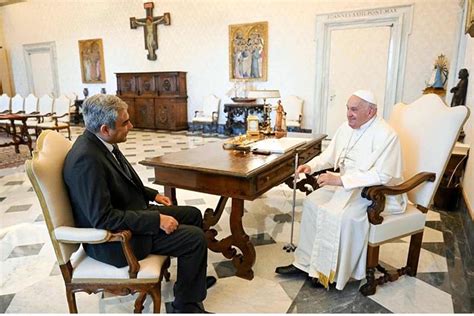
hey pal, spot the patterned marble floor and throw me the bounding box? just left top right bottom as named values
left=0, top=126, right=472, bottom=313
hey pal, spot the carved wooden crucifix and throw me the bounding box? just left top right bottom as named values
left=130, top=2, right=171, bottom=61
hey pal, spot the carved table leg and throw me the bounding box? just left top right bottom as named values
left=204, top=197, right=256, bottom=280
left=19, top=119, right=32, bottom=154
left=229, top=198, right=255, bottom=279
left=164, top=186, right=177, bottom=206
left=9, top=120, right=20, bottom=153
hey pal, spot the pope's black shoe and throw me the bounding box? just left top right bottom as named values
left=206, top=276, right=217, bottom=289
left=275, top=264, right=308, bottom=276
left=310, top=277, right=325, bottom=288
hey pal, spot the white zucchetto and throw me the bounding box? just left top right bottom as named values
left=353, top=90, right=377, bottom=105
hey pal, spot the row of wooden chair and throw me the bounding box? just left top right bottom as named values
left=0, top=93, right=77, bottom=140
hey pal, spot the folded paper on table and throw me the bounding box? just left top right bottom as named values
left=250, top=138, right=308, bottom=154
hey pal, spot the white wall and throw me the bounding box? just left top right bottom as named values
left=0, top=0, right=463, bottom=127
left=460, top=33, right=474, bottom=218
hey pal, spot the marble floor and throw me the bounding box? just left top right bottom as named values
left=0, top=126, right=472, bottom=313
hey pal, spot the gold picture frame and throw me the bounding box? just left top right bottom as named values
left=229, top=21, right=268, bottom=81
left=78, top=38, right=106, bottom=83
left=466, top=0, right=474, bottom=37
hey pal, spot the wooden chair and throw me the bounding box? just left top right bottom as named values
left=288, top=94, right=469, bottom=295
left=27, top=94, right=54, bottom=138
left=358, top=94, right=469, bottom=295
left=192, top=94, right=220, bottom=134
left=23, top=94, right=40, bottom=134
left=282, top=95, right=303, bottom=130
left=25, top=130, right=170, bottom=313
left=37, top=95, right=71, bottom=139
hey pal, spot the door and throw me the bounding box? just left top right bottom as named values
left=326, top=26, right=390, bottom=139
left=23, top=42, right=59, bottom=97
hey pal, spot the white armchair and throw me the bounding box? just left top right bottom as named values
left=282, top=95, right=303, bottom=130
left=11, top=94, right=24, bottom=114
left=290, top=94, right=469, bottom=296
left=0, top=93, right=10, bottom=113
left=192, top=94, right=220, bottom=134
left=25, top=130, right=170, bottom=313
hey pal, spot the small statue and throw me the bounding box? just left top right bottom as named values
left=274, top=100, right=287, bottom=138
left=427, top=54, right=449, bottom=89
left=450, top=68, right=469, bottom=107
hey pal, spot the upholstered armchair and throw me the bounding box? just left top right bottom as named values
left=0, top=94, right=11, bottom=133
left=25, top=130, right=170, bottom=313
left=0, top=93, right=10, bottom=113
left=282, top=95, right=303, bottom=130
left=192, top=94, right=220, bottom=134
left=10, top=94, right=25, bottom=114
left=286, top=94, right=469, bottom=295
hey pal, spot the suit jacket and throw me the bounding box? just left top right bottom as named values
left=63, top=129, right=161, bottom=267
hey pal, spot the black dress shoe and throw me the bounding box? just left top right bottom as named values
left=310, top=277, right=325, bottom=288
left=275, top=264, right=308, bottom=276
left=206, top=276, right=217, bottom=289
left=169, top=302, right=212, bottom=313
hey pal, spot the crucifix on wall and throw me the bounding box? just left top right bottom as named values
left=130, top=2, right=171, bottom=61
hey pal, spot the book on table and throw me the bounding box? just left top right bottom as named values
left=250, top=138, right=308, bottom=154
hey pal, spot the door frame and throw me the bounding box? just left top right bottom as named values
left=313, top=4, right=413, bottom=135
left=23, top=41, right=59, bottom=97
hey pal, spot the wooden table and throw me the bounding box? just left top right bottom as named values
left=141, top=135, right=326, bottom=279
left=0, top=113, right=34, bottom=154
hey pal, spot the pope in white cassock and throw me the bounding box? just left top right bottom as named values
left=276, top=90, right=407, bottom=290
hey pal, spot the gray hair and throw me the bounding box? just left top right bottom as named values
left=82, top=94, right=128, bottom=133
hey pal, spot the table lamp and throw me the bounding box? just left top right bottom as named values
left=246, top=89, right=280, bottom=134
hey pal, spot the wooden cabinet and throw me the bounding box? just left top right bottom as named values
left=116, top=72, right=188, bottom=131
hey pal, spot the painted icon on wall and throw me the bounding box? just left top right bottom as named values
left=229, top=21, right=268, bottom=81
left=78, top=38, right=106, bottom=83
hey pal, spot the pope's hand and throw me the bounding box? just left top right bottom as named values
left=160, top=214, right=179, bottom=234
left=296, top=165, right=312, bottom=179
left=317, top=172, right=342, bottom=187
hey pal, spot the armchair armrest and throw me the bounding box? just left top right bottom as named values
left=362, top=172, right=436, bottom=225
left=284, top=167, right=337, bottom=195
left=54, top=227, right=140, bottom=278
left=52, top=113, right=69, bottom=119
left=54, top=226, right=110, bottom=243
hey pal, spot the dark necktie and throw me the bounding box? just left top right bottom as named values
left=112, top=145, right=132, bottom=178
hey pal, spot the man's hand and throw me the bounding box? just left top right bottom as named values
left=296, top=164, right=312, bottom=179
left=160, top=214, right=179, bottom=234
left=155, top=194, right=172, bottom=206
left=317, top=172, right=343, bottom=187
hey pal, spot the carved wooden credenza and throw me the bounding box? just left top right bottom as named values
left=116, top=71, right=188, bottom=130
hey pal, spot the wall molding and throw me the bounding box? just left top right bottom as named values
left=313, top=4, right=413, bottom=135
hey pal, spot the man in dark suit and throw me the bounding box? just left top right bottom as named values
left=63, top=94, right=213, bottom=313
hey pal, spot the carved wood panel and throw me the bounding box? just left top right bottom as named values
left=137, top=74, right=156, bottom=97
left=117, top=74, right=136, bottom=97
left=134, top=98, right=155, bottom=128
left=116, top=72, right=188, bottom=130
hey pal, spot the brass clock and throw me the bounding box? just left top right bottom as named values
left=246, top=115, right=260, bottom=137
